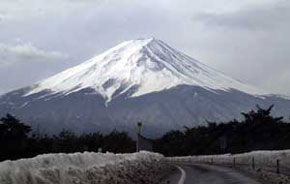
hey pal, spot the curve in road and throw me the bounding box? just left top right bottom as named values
left=165, top=164, right=263, bottom=184
left=176, top=166, right=186, bottom=184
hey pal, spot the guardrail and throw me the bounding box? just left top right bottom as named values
left=202, top=158, right=287, bottom=175
left=167, top=150, right=290, bottom=177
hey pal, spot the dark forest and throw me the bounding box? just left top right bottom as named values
left=1, top=105, right=290, bottom=161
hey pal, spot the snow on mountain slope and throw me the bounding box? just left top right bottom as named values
left=25, top=38, right=260, bottom=103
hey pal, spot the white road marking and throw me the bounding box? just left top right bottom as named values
left=176, top=166, right=186, bottom=184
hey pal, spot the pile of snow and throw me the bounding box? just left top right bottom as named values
left=169, top=150, right=290, bottom=172
left=25, top=38, right=260, bottom=103
left=0, top=151, right=170, bottom=184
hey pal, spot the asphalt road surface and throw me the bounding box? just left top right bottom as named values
left=164, top=164, right=263, bottom=184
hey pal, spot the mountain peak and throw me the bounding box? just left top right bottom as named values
left=127, top=37, right=159, bottom=44
left=96, top=37, right=162, bottom=59
left=25, top=38, right=260, bottom=102
left=110, top=37, right=158, bottom=47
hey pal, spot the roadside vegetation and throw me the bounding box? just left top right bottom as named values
left=1, top=105, right=290, bottom=161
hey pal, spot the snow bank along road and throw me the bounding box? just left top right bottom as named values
left=0, top=151, right=172, bottom=184
left=165, top=164, right=263, bottom=184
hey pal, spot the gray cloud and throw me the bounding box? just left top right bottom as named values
left=0, top=42, right=69, bottom=93
left=195, top=1, right=290, bottom=30
left=0, top=43, right=68, bottom=67
left=0, top=14, right=5, bottom=22
left=0, top=0, right=104, bottom=21
left=189, top=0, right=290, bottom=95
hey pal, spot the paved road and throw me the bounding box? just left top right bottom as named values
left=164, top=164, right=263, bottom=184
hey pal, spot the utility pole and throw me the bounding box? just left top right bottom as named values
left=136, top=122, right=142, bottom=152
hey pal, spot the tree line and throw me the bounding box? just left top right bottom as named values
left=1, top=105, right=290, bottom=161
left=154, top=105, right=290, bottom=156
left=0, top=114, right=135, bottom=161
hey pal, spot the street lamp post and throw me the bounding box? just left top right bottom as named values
left=136, top=122, right=142, bottom=152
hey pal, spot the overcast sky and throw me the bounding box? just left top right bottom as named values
left=0, top=0, right=289, bottom=95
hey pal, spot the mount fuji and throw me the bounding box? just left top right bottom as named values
left=1, top=38, right=290, bottom=137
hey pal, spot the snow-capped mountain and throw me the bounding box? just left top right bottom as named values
left=0, top=38, right=290, bottom=137
left=26, top=38, right=259, bottom=102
